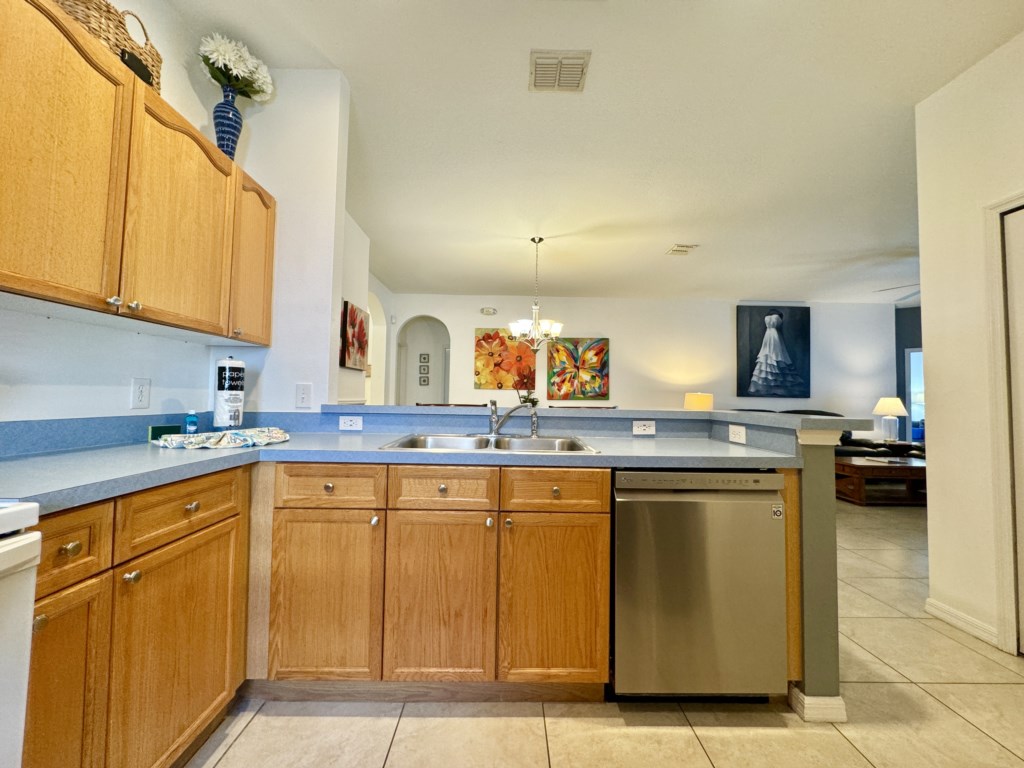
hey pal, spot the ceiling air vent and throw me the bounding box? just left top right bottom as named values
left=530, top=49, right=591, bottom=92
left=667, top=244, right=700, bottom=255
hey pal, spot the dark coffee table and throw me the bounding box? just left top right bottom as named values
left=835, top=457, right=926, bottom=506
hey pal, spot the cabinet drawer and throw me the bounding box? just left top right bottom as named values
left=500, top=468, right=611, bottom=513
left=32, top=502, right=114, bottom=600
left=388, top=466, right=499, bottom=510
left=275, top=464, right=386, bottom=508
left=114, top=467, right=249, bottom=563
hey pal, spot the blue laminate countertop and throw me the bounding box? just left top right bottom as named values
left=3, top=432, right=799, bottom=516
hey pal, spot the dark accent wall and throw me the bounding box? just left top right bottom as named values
left=895, top=307, right=922, bottom=440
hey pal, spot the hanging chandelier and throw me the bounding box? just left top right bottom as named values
left=508, top=236, right=563, bottom=352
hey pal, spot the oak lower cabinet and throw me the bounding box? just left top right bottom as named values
left=383, top=466, right=501, bottom=681
left=269, top=465, right=386, bottom=680
left=23, top=467, right=249, bottom=768
left=498, top=468, right=611, bottom=683
left=107, top=516, right=244, bottom=768
left=383, top=509, right=498, bottom=680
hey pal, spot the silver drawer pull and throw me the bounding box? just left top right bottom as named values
left=324, top=483, right=335, bottom=493
left=184, top=501, right=201, bottom=514
left=123, top=570, right=142, bottom=584
left=127, top=300, right=143, bottom=311
left=232, top=328, right=243, bottom=336
left=105, top=295, right=123, bottom=306
left=58, top=540, right=83, bottom=557
left=370, top=515, right=380, bottom=527
left=504, top=518, right=513, bottom=529
left=33, top=615, right=49, bottom=633
left=551, top=486, right=561, bottom=498
left=438, top=483, right=448, bottom=495
left=486, top=517, right=494, bottom=528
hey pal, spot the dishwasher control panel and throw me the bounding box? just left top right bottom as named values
left=615, top=471, right=785, bottom=492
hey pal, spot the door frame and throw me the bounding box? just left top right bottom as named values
left=984, top=192, right=1024, bottom=653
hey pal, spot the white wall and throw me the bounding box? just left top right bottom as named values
left=368, top=275, right=397, bottom=404
left=1, top=4, right=352, bottom=422
left=338, top=214, right=371, bottom=403
left=916, top=28, right=1024, bottom=643
left=383, top=294, right=895, bottom=420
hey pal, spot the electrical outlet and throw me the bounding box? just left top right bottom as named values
left=130, top=377, right=151, bottom=409
left=339, top=416, right=363, bottom=431
left=728, top=424, right=747, bottom=444
left=632, top=420, right=656, bottom=436
left=295, top=382, right=313, bottom=408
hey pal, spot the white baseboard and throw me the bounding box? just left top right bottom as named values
left=924, top=598, right=999, bottom=646
left=788, top=683, right=848, bottom=723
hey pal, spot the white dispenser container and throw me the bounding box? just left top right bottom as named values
left=214, top=357, right=245, bottom=429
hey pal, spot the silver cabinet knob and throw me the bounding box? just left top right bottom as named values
left=504, top=518, right=513, bottom=528
left=105, top=296, right=123, bottom=306
left=438, top=483, right=448, bottom=495
left=58, top=540, right=83, bottom=557
left=123, top=570, right=142, bottom=584
left=324, top=483, right=335, bottom=493
left=127, top=300, right=143, bottom=311
left=486, top=517, right=494, bottom=528
left=551, top=486, right=561, bottom=498
left=33, top=614, right=49, bottom=633
left=370, top=515, right=380, bottom=526
left=232, top=328, right=243, bottom=336
left=184, top=501, right=201, bottom=513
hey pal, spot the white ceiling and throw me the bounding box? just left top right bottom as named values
left=167, top=1, right=1024, bottom=304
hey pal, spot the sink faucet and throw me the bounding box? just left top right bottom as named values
left=488, top=400, right=538, bottom=436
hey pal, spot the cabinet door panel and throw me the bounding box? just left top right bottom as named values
left=32, top=501, right=114, bottom=599
left=229, top=172, right=276, bottom=344
left=0, top=0, right=131, bottom=309
left=24, top=572, right=112, bottom=768
left=121, top=88, right=234, bottom=334
left=107, top=517, right=241, bottom=768
left=383, top=510, right=497, bottom=680
left=498, top=512, right=610, bottom=683
left=269, top=508, right=385, bottom=680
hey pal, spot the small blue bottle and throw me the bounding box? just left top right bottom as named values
left=184, top=410, right=199, bottom=434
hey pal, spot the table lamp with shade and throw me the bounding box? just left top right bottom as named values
left=873, top=397, right=908, bottom=442
left=683, top=392, right=714, bottom=411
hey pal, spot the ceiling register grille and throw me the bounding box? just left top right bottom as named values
left=530, top=49, right=591, bottom=92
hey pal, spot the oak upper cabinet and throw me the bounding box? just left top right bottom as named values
left=383, top=466, right=500, bottom=681
left=24, top=501, right=115, bottom=768
left=228, top=172, right=276, bottom=344
left=269, top=464, right=386, bottom=680
left=498, top=468, right=611, bottom=683
left=119, top=86, right=235, bottom=335
left=0, top=0, right=133, bottom=310
left=106, top=467, right=249, bottom=768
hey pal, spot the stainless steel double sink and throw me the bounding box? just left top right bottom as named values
left=378, top=434, right=598, bottom=453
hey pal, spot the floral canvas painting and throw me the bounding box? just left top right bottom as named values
left=547, top=338, right=610, bottom=400
left=341, top=300, right=369, bottom=371
left=474, top=328, right=536, bottom=391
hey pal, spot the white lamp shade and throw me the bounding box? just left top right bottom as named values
left=872, top=397, right=908, bottom=417
left=683, top=392, right=714, bottom=411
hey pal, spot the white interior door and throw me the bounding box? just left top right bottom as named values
left=1001, top=206, right=1024, bottom=654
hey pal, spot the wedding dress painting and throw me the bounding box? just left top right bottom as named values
left=736, top=306, right=810, bottom=398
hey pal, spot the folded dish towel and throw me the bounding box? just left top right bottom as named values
left=154, top=427, right=289, bottom=449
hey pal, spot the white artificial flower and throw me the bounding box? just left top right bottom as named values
left=199, top=33, right=274, bottom=101
left=250, top=62, right=274, bottom=101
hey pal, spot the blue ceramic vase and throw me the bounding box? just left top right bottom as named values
left=212, top=84, right=243, bottom=159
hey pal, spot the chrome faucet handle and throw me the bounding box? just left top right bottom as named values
left=530, top=407, right=539, bottom=437
left=488, top=400, right=499, bottom=432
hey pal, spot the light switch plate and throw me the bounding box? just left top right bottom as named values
left=295, top=382, right=313, bottom=408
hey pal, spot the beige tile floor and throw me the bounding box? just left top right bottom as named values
left=188, top=500, right=1024, bottom=768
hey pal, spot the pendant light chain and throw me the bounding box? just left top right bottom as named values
left=508, top=236, right=563, bottom=352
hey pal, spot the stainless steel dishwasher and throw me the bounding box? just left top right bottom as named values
left=613, top=471, right=788, bottom=695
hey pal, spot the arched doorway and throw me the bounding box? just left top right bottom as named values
left=366, top=291, right=387, bottom=404
left=395, top=316, right=451, bottom=405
